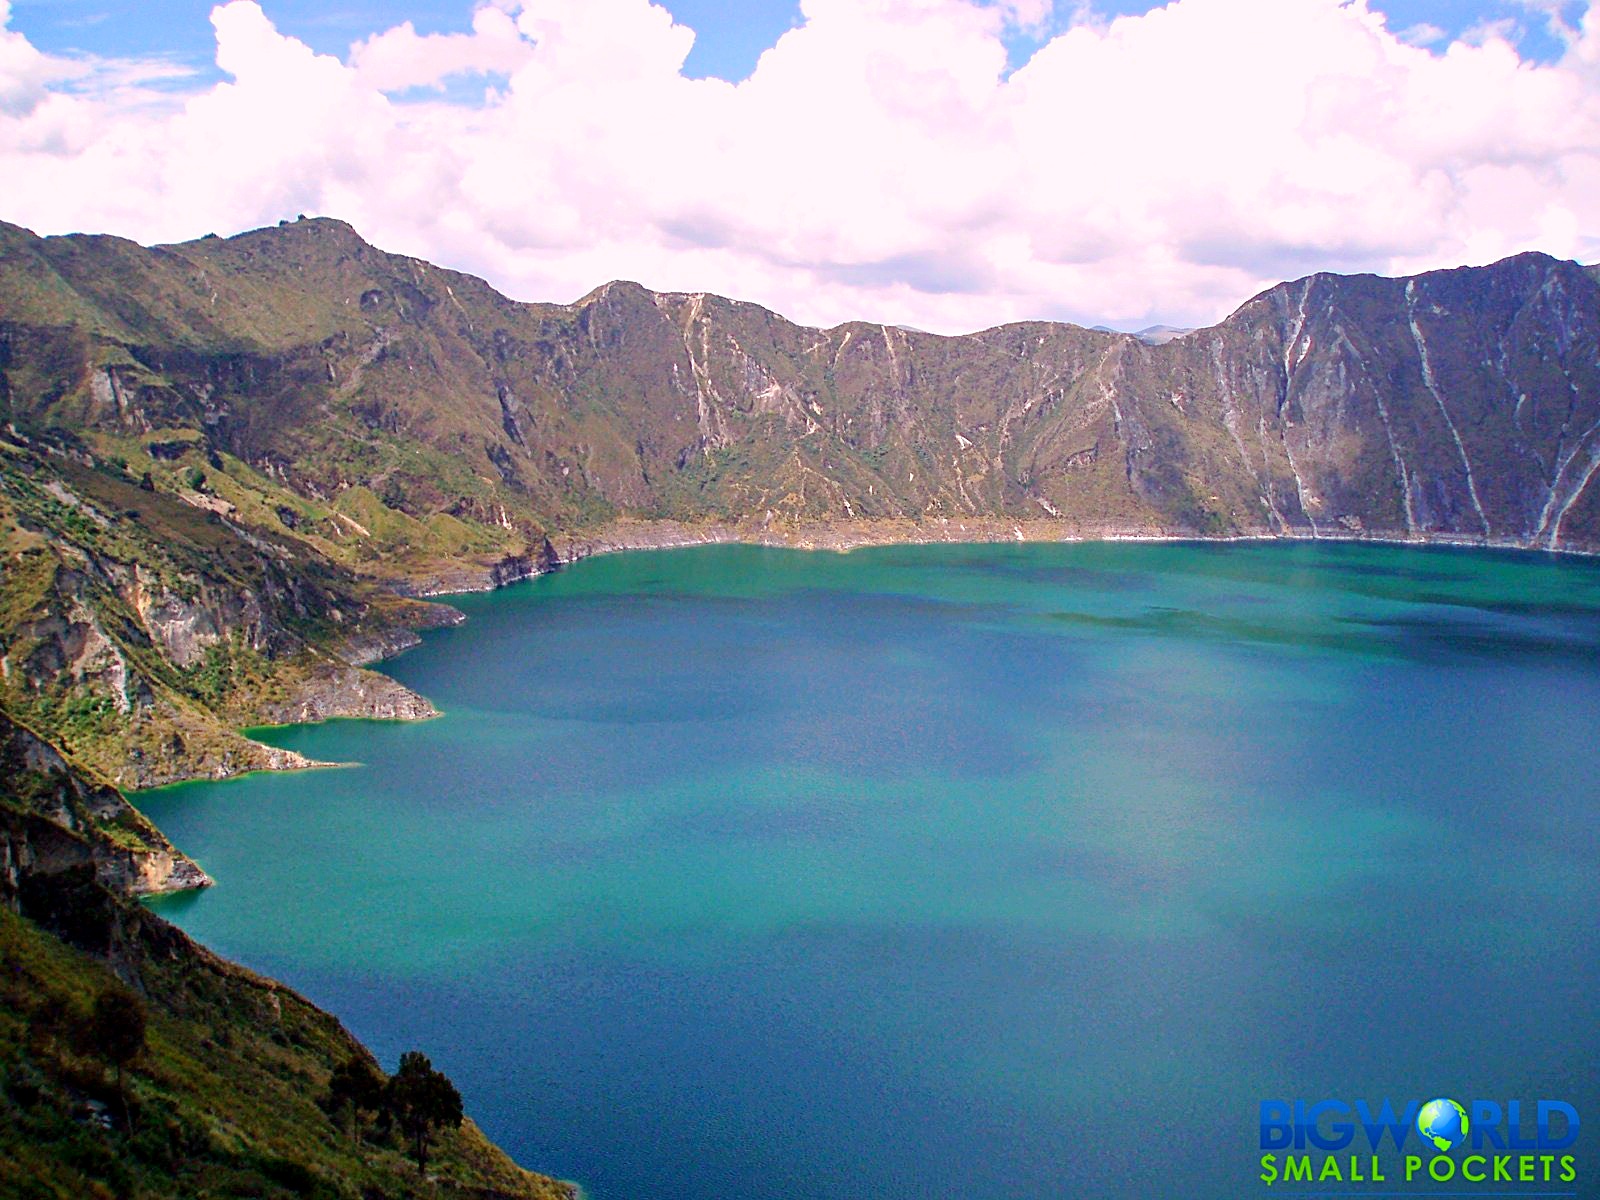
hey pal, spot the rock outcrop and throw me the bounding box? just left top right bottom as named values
left=0, top=712, right=210, bottom=898
left=0, top=718, right=577, bottom=1200
left=255, top=658, right=439, bottom=725
left=0, top=437, right=462, bottom=786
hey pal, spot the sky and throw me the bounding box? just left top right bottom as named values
left=1, top=0, right=1598, bottom=332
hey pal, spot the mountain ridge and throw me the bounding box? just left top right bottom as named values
left=8, top=214, right=1567, bottom=342
left=2, top=217, right=1599, bottom=788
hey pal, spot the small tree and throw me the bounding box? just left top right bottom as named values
left=27, top=994, right=73, bottom=1056
left=82, top=986, right=146, bottom=1129
left=382, top=1051, right=462, bottom=1176
left=322, top=1056, right=385, bottom=1145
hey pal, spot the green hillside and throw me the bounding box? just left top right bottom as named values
left=0, top=714, right=573, bottom=1200
left=5, top=220, right=1598, bottom=784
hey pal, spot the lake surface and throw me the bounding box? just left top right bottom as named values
left=140, top=541, right=1600, bottom=1199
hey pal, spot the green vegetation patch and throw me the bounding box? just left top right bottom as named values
left=0, top=895, right=572, bottom=1200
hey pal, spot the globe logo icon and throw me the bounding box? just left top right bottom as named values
left=1417, top=1098, right=1471, bottom=1152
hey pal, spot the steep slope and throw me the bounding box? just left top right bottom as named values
left=0, top=730, right=574, bottom=1200
left=0, top=712, right=208, bottom=896
left=5, top=219, right=1598, bottom=549
left=3, top=218, right=1600, bottom=787
left=0, top=430, right=457, bottom=788
left=1172, top=256, right=1600, bottom=546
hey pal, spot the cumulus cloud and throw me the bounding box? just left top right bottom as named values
left=349, top=5, right=533, bottom=92
left=1, top=0, right=1599, bottom=332
left=0, top=1, right=55, bottom=115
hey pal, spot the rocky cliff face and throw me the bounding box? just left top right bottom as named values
left=3, top=218, right=1594, bottom=557
left=0, top=712, right=209, bottom=898
left=254, top=656, right=440, bottom=725
left=1153, top=254, right=1600, bottom=545
left=2, top=217, right=1598, bottom=790
left=0, top=433, right=456, bottom=787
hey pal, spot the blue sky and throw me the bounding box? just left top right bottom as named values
left=9, top=0, right=1588, bottom=82
left=2, top=0, right=1596, bottom=331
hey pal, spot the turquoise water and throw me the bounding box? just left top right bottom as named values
left=141, top=542, right=1600, bottom=1198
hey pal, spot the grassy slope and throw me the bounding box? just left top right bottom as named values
left=0, top=714, right=571, bottom=1198
left=0, top=897, right=571, bottom=1200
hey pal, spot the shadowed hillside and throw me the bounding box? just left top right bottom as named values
left=0, top=712, right=575, bottom=1200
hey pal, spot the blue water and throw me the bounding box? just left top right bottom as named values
left=140, top=542, right=1600, bottom=1198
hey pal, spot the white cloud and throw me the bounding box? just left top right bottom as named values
left=1513, top=0, right=1581, bottom=44
left=0, top=0, right=74, bottom=115
left=0, top=0, right=196, bottom=121
left=1, top=0, right=1599, bottom=332
left=993, top=0, right=1060, bottom=36
left=350, top=6, right=533, bottom=91
left=1460, top=15, right=1522, bottom=45
left=1398, top=21, right=1447, bottom=46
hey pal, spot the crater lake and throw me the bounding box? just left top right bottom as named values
left=140, top=541, right=1600, bottom=1199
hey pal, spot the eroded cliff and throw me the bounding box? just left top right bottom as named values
left=2, top=218, right=1598, bottom=788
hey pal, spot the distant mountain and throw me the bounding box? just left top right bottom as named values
left=1089, top=324, right=1192, bottom=344
left=1132, top=324, right=1194, bottom=345
left=3, top=216, right=1599, bottom=781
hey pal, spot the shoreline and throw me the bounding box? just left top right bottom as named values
left=408, top=519, right=1597, bottom=600
left=145, top=521, right=1600, bottom=794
